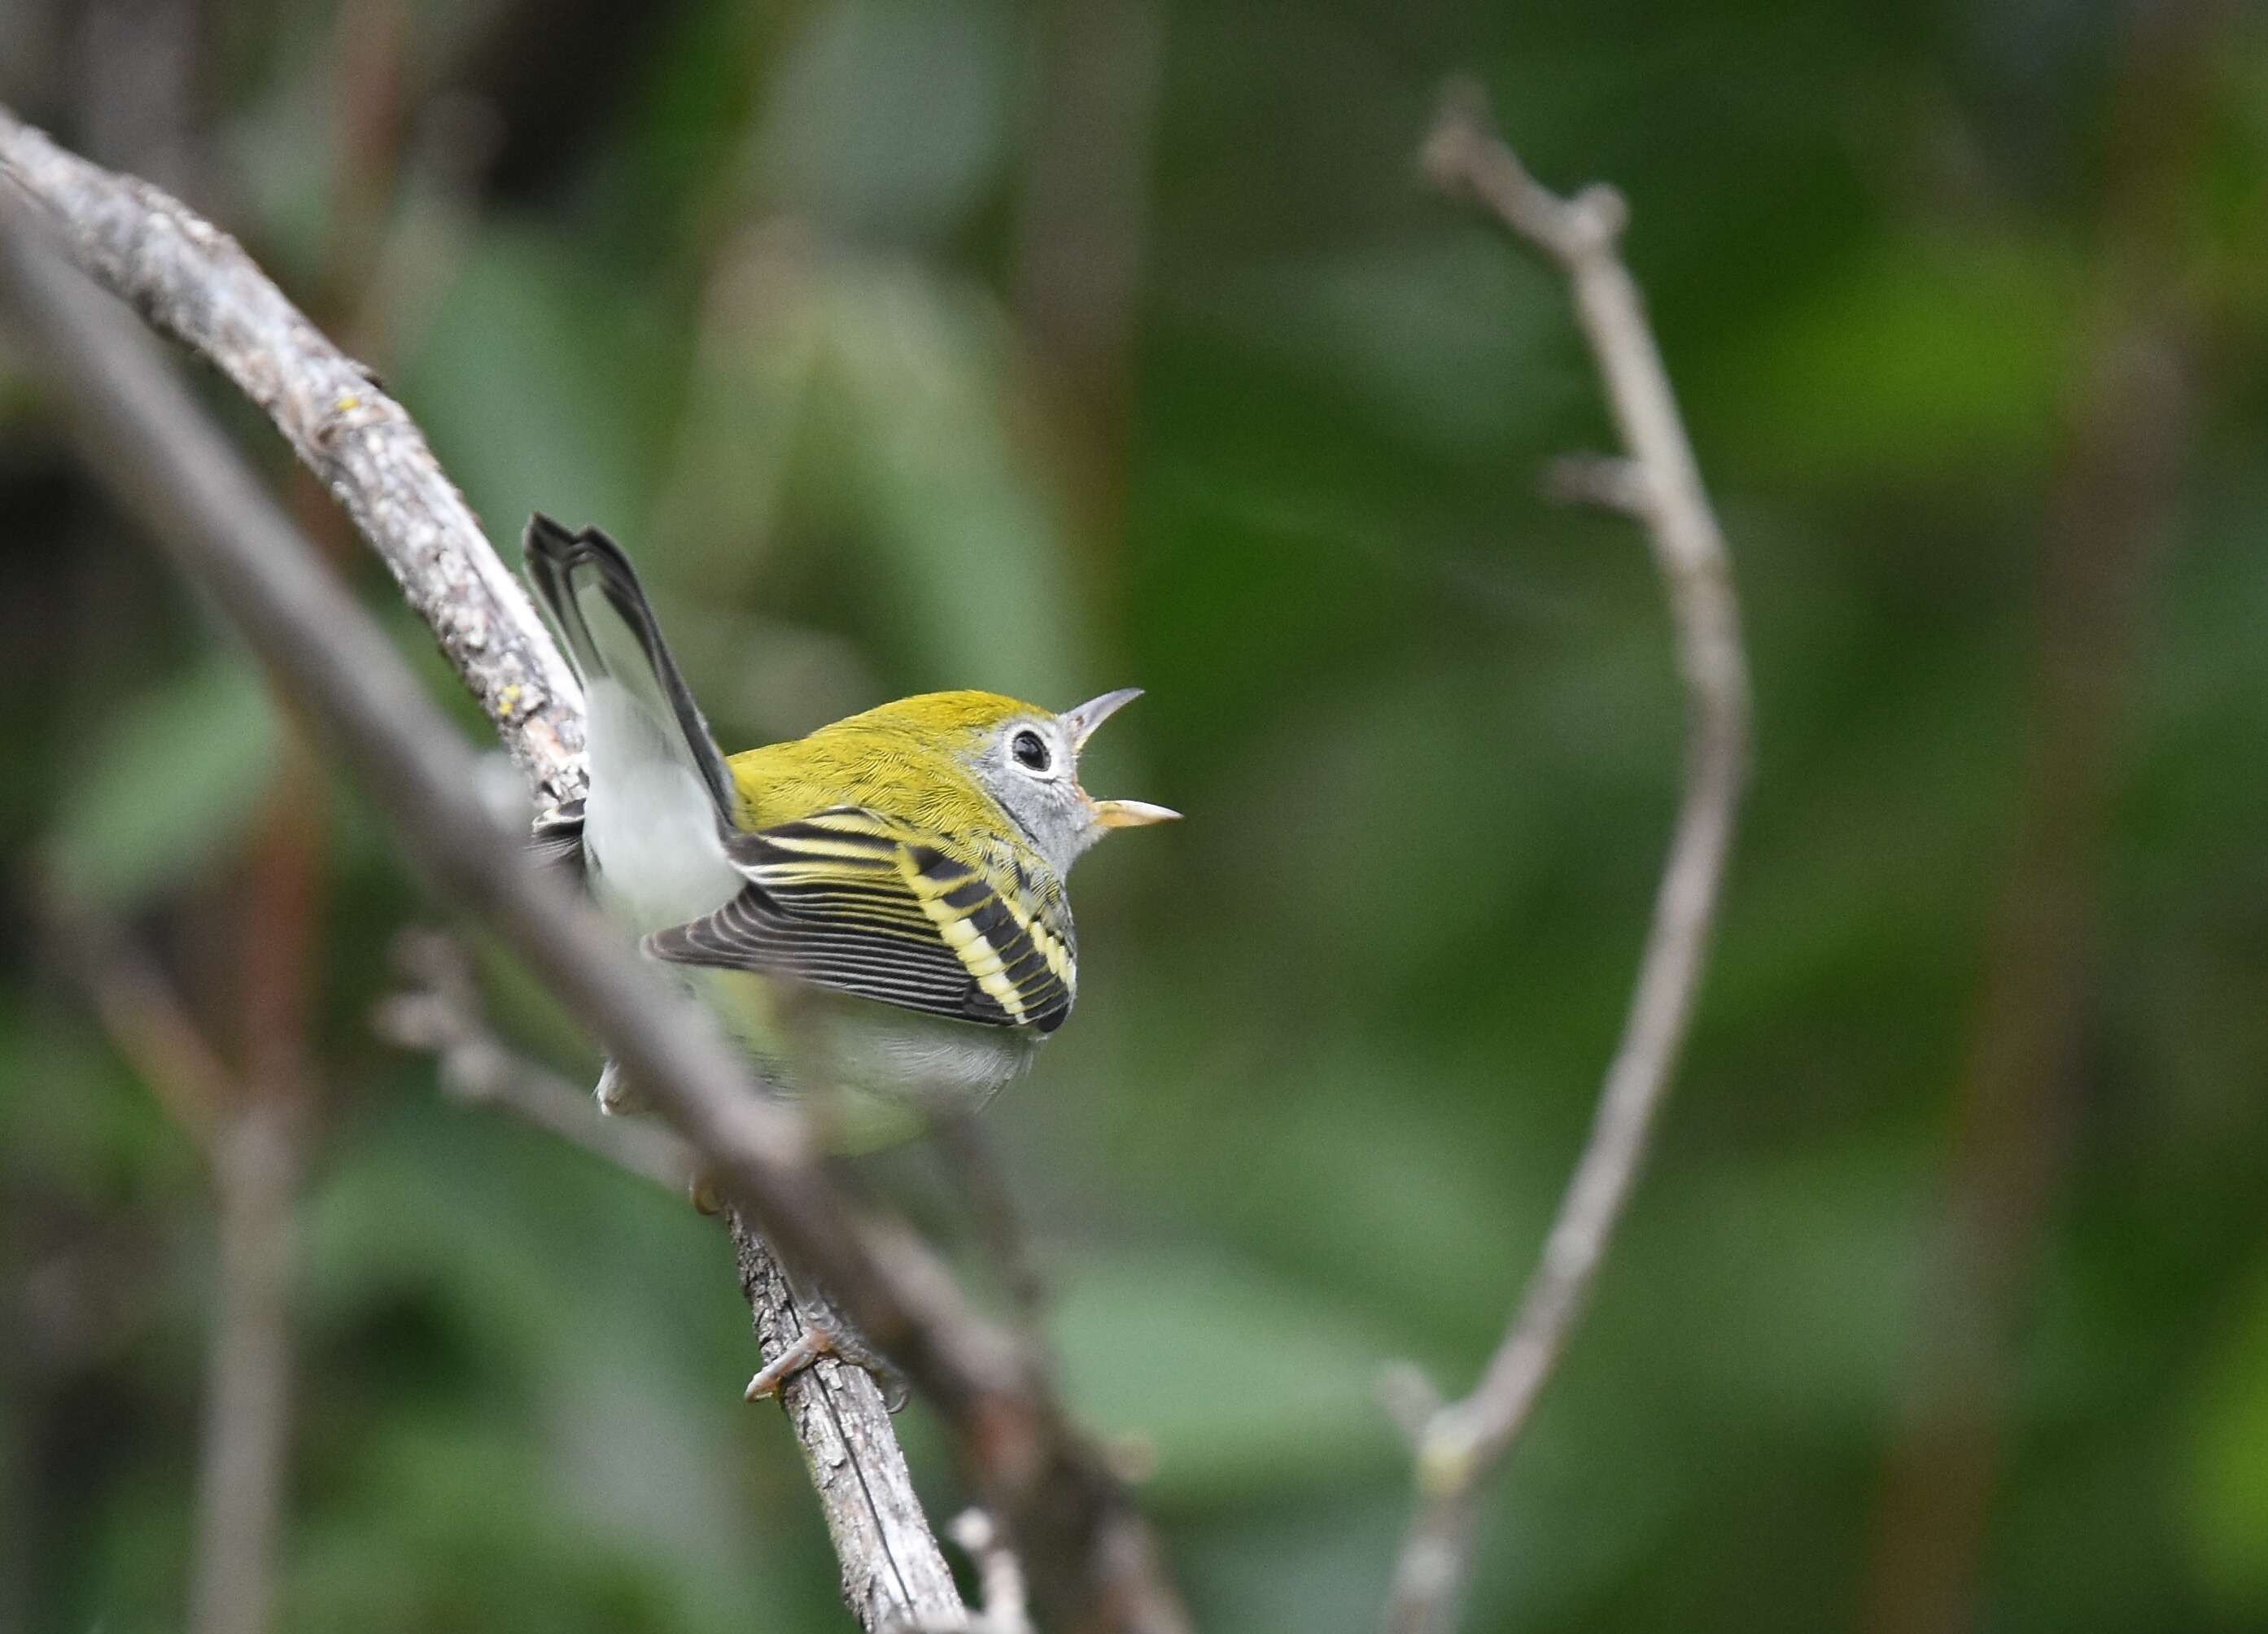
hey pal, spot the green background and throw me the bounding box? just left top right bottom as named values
left=4, top=0, right=2268, bottom=1629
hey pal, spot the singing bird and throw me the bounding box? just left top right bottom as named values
left=522, top=514, right=1178, bottom=1155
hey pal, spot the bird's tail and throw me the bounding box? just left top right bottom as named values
left=522, top=513, right=734, bottom=819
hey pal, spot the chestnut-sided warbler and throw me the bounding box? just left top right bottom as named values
left=522, top=514, right=1177, bottom=1149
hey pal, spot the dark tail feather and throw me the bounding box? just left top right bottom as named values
left=522, top=512, right=608, bottom=677
left=521, top=513, right=734, bottom=816
left=528, top=796, right=588, bottom=881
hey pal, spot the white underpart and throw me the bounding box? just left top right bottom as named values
left=580, top=676, right=740, bottom=935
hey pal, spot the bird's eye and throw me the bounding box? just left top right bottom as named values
left=1011, top=729, right=1051, bottom=772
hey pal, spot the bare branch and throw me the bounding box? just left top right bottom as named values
left=197, top=715, right=330, bottom=1634
left=30, top=879, right=301, bottom=1634
left=32, top=877, right=234, bottom=1144
left=373, top=930, right=697, bottom=1194
left=0, top=103, right=586, bottom=812
left=729, top=1218, right=972, bottom=1627
left=188, top=1090, right=301, bottom=1634
left=0, top=171, right=966, bottom=1634
left=1383, top=83, right=1752, bottom=1634
left=0, top=113, right=1186, bottom=1634
left=934, top=1116, right=1053, bottom=1345
left=1540, top=453, right=1646, bottom=518
left=369, top=930, right=964, bottom=1623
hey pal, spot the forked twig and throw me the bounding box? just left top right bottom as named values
left=373, top=929, right=697, bottom=1193
left=1382, top=81, right=1751, bottom=1634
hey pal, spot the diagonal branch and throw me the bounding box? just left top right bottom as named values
left=0, top=101, right=955, bottom=1632
left=1, top=108, right=1185, bottom=1634
left=1381, top=82, right=1752, bottom=1634
left=32, top=879, right=235, bottom=1144
left=0, top=188, right=958, bottom=1634
left=0, top=104, right=586, bottom=813
left=366, top=928, right=966, bottom=1626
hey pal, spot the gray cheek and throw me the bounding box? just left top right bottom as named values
left=1039, top=793, right=1098, bottom=876
left=975, top=769, right=1090, bottom=876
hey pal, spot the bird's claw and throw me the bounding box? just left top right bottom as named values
left=745, top=1316, right=910, bottom=1410
left=745, top=1326, right=836, bottom=1400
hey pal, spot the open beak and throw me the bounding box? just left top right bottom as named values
left=1092, top=798, right=1181, bottom=828
left=1061, top=686, right=1145, bottom=749
left=1062, top=688, right=1181, bottom=829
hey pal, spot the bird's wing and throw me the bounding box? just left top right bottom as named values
left=644, top=806, right=1077, bottom=1033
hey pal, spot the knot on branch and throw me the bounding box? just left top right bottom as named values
left=1414, top=1411, right=1484, bottom=1502
left=1418, top=78, right=1626, bottom=271
left=310, top=378, right=398, bottom=462
left=1564, top=184, right=1628, bottom=253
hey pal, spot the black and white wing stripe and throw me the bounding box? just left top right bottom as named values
left=643, top=807, right=1077, bottom=1033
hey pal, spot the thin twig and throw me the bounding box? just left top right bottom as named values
left=30, top=873, right=302, bottom=1634
left=0, top=120, right=1187, bottom=1634
left=32, top=878, right=234, bottom=1143
left=373, top=930, right=697, bottom=1193
left=935, top=1116, right=1053, bottom=1343
left=1383, top=82, right=1750, bottom=1634
left=187, top=1089, right=301, bottom=1634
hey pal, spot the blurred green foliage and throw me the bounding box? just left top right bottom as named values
left=3, top=1, right=2267, bottom=1631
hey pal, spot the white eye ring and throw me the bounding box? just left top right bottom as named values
left=1008, top=726, right=1058, bottom=778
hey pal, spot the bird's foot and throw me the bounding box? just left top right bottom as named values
left=744, top=1326, right=835, bottom=1400
left=745, top=1311, right=909, bottom=1410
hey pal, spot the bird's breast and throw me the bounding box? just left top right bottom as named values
left=692, top=968, right=1041, bottom=1150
